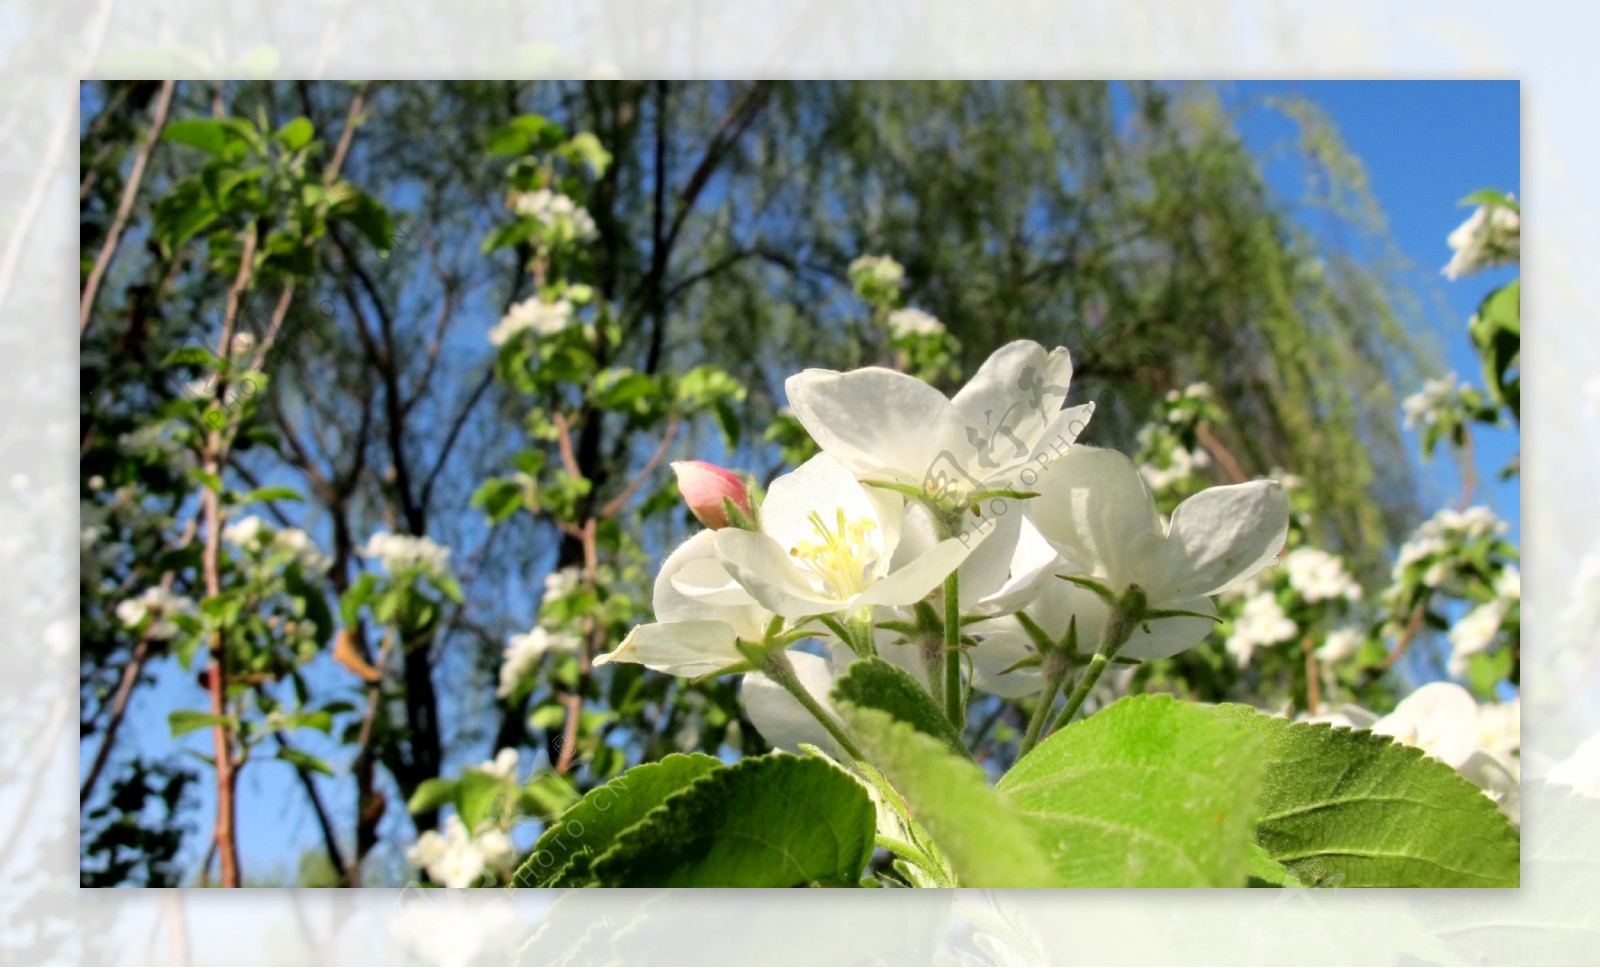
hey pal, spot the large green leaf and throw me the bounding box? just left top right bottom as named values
left=513, top=752, right=723, bottom=888
left=832, top=657, right=967, bottom=758
left=1215, top=703, right=1520, bottom=887
left=838, top=703, right=1057, bottom=887
left=997, top=694, right=1264, bottom=887
left=589, top=753, right=875, bottom=888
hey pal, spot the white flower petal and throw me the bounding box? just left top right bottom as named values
left=851, top=537, right=971, bottom=610
left=1117, top=596, right=1218, bottom=661
left=1153, top=480, right=1289, bottom=600
left=967, top=625, right=1045, bottom=698
left=654, top=532, right=768, bottom=637
left=759, top=453, right=890, bottom=560
left=711, top=528, right=841, bottom=619
left=785, top=367, right=959, bottom=486
left=1372, top=682, right=1480, bottom=769
left=594, top=620, right=747, bottom=677
left=949, top=341, right=1075, bottom=467
left=1026, top=446, right=1161, bottom=587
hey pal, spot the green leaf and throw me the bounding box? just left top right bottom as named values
left=279, top=709, right=333, bottom=734
left=470, top=478, right=524, bottom=524
left=168, top=710, right=232, bottom=738
left=589, top=753, right=875, bottom=888
left=239, top=485, right=303, bottom=505
left=481, top=219, right=536, bottom=254
left=455, top=770, right=509, bottom=833
left=163, top=119, right=232, bottom=156
left=275, top=117, right=314, bottom=151
left=407, top=778, right=458, bottom=815
left=275, top=747, right=334, bottom=777
left=997, top=694, right=1264, bottom=887
left=337, top=191, right=395, bottom=255
left=831, top=658, right=967, bottom=758
left=486, top=114, right=565, bottom=156
left=1247, top=842, right=1296, bottom=887
left=838, top=703, right=1057, bottom=887
left=1214, top=703, right=1520, bottom=887
left=162, top=345, right=224, bottom=370
left=514, top=752, right=723, bottom=888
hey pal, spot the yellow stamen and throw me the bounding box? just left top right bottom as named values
left=788, top=507, right=879, bottom=599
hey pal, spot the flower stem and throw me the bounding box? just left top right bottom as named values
left=1017, top=671, right=1064, bottom=760
left=942, top=570, right=963, bottom=729
left=1048, top=589, right=1143, bottom=734
left=764, top=651, right=864, bottom=762
left=1050, top=654, right=1107, bottom=734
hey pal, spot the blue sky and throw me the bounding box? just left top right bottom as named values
left=91, top=81, right=1522, bottom=884
left=1228, top=80, right=1522, bottom=539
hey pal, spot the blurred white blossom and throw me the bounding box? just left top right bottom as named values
left=1401, top=373, right=1458, bottom=429
left=1226, top=591, right=1298, bottom=666
left=1443, top=198, right=1520, bottom=280
left=497, top=626, right=581, bottom=697
left=1316, top=627, right=1363, bottom=664
left=361, top=531, right=452, bottom=580
left=489, top=296, right=575, bottom=346
left=509, top=188, right=597, bottom=242
left=886, top=307, right=944, bottom=339
left=1283, top=546, right=1362, bottom=603
left=114, top=586, right=197, bottom=640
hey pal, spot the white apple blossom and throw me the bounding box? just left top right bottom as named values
left=476, top=747, right=520, bottom=782
left=1225, top=592, right=1298, bottom=667
left=1026, top=445, right=1289, bottom=661
left=690, top=453, right=977, bottom=622
left=1447, top=600, right=1508, bottom=677
left=1316, top=627, right=1364, bottom=664
left=1283, top=546, right=1362, bottom=602
left=1139, top=444, right=1211, bottom=492
left=886, top=307, right=945, bottom=339
left=489, top=296, right=575, bottom=346
left=115, top=586, right=198, bottom=641
left=1401, top=373, right=1458, bottom=429
left=1443, top=198, right=1520, bottom=280
left=361, top=531, right=452, bottom=581
left=407, top=815, right=514, bottom=889
left=786, top=340, right=1093, bottom=510
left=847, top=254, right=905, bottom=294
left=223, top=515, right=269, bottom=549
left=497, top=626, right=581, bottom=697
left=509, top=188, right=597, bottom=242
left=273, top=527, right=332, bottom=575
left=543, top=566, right=582, bottom=602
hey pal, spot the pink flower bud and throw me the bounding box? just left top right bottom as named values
left=672, top=460, right=751, bottom=530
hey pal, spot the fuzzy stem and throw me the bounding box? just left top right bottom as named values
left=942, top=570, right=963, bottom=729
left=1017, top=671, right=1064, bottom=760
left=765, top=651, right=863, bottom=762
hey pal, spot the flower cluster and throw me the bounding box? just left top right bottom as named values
left=361, top=531, right=453, bottom=582
left=1401, top=373, right=1460, bottom=429
left=1282, top=547, right=1362, bottom=603
left=847, top=254, right=905, bottom=306
left=489, top=296, right=576, bottom=347
left=496, top=625, right=582, bottom=698
left=223, top=514, right=332, bottom=574
left=1442, top=197, right=1520, bottom=280
left=886, top=307, right=944, bottom=340
left=1387, top=505, right=1511, bottom=598
left=405, top=814, right=516, bottom=889
left=598, top=340, right=1289, bottom=755
left=1133, top=383, right=1220, bottom=497
left=509, top=188, right=597, bottom=244
left=115, top=586, right=198, bottom=641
